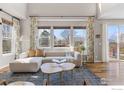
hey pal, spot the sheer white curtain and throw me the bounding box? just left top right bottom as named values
left=13, top=18, right=21, bottom=58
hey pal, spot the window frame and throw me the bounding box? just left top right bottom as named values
left=37, top=26, right=87, bottom=49
left=53, top=27, right=71, bottom=48
left=37, top=27, right=51, bottom=49
left=1, top=23, right=13, bottom=54
left=73, top=26, right=87, bottom=54
left=106, top=24, right=124, bottom=61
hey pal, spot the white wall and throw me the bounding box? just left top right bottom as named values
left=0, top=3, right=27, bottom=19
left=0, top=54, right=15, bottom=68
left=94, top=20, right=102, bottom=62
left=20, top=18, right=30, bottom=52
left=98, top=3, right=124, bottom=19
left=38, top=21, right=86, bottom=27
left=28, top=3, right=96, bottom=16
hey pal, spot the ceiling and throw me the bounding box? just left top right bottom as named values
left=98, top=3, right=124, bottom=19
left=27, top=3, right=96, bottom=17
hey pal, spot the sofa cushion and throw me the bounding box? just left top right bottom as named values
left=42, top=56, right=74, bottom=62
left=27, top=49, right=36, bottom=57
left=14, top=57, right=42, bottom=66
left=45, top=52, right=65, bottom=57
left=15, top=57, right=41, bottom=62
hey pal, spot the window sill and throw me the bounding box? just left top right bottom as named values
left=38, top=47, right=71, bottom=49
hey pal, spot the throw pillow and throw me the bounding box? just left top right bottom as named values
left=35, top=49, right=44, bottom=57
left=27, top=49, right=36, bottom=57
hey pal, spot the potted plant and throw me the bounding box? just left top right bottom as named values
left=81, top=45, right=85, bottom=55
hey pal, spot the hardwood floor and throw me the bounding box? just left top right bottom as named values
left=86, top=62, right=124, bottom=85
left=86, top=62, right=107, bottom=79
left=107, top=62, right=124, bottom=85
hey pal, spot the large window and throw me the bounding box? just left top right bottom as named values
left=37, top=26, right=87, bottom=49
left=53, top=27, right=70, bottom=47
left=2, top=23, right=12, bottom=54
left=73, top=27, right=87, bottom=54
left=38, top=27, right=51, bottom=47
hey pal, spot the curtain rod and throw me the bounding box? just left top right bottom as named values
left=29, top=16, right=95, bottom=17
left=0, top=9, right=20, bottom=21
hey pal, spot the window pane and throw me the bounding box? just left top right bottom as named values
left=74, top=28, right=87, bottom=54
left=53, top=28, right=70, bottom=47
left=2, top=40, right=11, bottom=54
left=38, top=29, right=50, bottom=47
left=3, top=24, right=12, bottom=38
left=119, top=25, right=124, bottom=60
left=2, top=24, right=12, bottom=54
left=107, top=25, right=118, bottom=59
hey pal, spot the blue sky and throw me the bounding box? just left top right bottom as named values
left=108, top=25, right=124, bottom=41
left=74, top=29, right=86, bottom=38
left=54, top=29, right=86, bottom=39
left=108, top=25, right=117, bottom=41
left=54, top=29, right=67, bottom=39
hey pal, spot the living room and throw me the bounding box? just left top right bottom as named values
left=0, top=2, right=124, bottom=88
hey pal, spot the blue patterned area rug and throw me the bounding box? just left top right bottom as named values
left=0, top=67, right=104, bottom=85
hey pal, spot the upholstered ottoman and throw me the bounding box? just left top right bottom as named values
left=9, top=57, right=42, bottom=72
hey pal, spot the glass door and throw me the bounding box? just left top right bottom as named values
left=107, top=24, right=124, bottom=61
left=119, top=25, right=124, bottom=60
left=107, top=25, right=118, bottom=60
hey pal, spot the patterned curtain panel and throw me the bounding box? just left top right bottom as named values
left=13, top=18, right=21, bottom=58
left=30, top=17, right=38, bottom=49
left=87, top=17, right=94, bottom=62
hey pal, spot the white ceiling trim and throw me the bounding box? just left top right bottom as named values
left=38, top=17, right=88, bottom=21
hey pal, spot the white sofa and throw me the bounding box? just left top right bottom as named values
left=9, top=57, right=42, bottom=72
left=18, top=51, right=80, bottom=63
left=9, top=51, right=80, bottom=72
left=42, top=51, right=81, bottom=66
